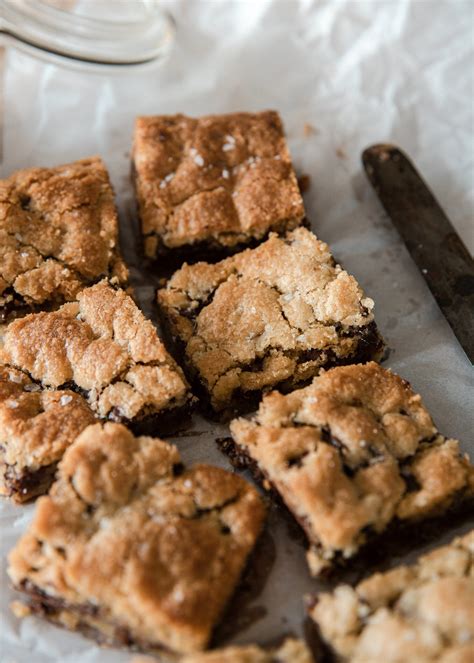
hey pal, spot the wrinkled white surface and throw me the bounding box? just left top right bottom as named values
left=1, top=1, right=473, bottom=661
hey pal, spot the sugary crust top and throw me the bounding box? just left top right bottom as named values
left=310, top=530, right=474, bottom=662
left=8, top=423, right=266, bottom=654
left=230, top=363, right=474, bottom=568
left=1, top=281, right=190, bottom=420
left=180, top=638, right=315, bottom=662
left=0, top=157, right=128, bottom=309
left=158, top=228, right=378, bottom=411
left=0, top=366, right=95, bottom=472
left=132, top=111, right=305, bottom=253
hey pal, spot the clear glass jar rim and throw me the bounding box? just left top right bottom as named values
left=0, top=0, right=175, bottom=66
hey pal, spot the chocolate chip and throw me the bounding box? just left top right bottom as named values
left=172, top=462, right=185, bottom=477
left=19, top=194, right=31, bottom=210
left=400, top=467, right=421, bottom=492
left=287, top=453, right=308, bottom=468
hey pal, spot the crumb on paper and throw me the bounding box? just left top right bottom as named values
left=11, top=601, right=31, bottom=618
left=303, top=122, right=318, bottom=136
left=297, top=173, right=311, bottom=194
left=336, top=147, right=347, bottom=160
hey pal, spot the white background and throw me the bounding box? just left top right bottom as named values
left=1, top=1, right=473, bottom=661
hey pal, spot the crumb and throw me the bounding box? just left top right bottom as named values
left=11, top=600, right=31, bottom=618
left=297, top=174, right=311, bottom=194
left=303, top=122, right=318, bottom=137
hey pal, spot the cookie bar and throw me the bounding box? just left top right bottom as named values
left=180, top=638, right=315, bottom=662
left=309, top=530, right=474, bottom=662
left=229, top=362, right=474, bottom=574
left=0, top=366, right=95, bottom=503
left=132, top=111, right=305, bottom=265
left=8, top=423, right=266, bottom=655
left=0, top=280, right=193, bottom=437
left=157, top=228, right=384, bottom=419
left=0, top=156, right=128, bottom=323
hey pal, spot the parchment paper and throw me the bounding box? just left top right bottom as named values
left=1, top=1, right=473, bottom=661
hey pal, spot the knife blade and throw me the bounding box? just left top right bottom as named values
left=362, top=144, right=474, bottom=364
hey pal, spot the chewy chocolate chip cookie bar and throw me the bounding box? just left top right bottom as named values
left=157, top=227, right=384, bottom=419
left=229, top=363, right=473, bottom=574
left=8, top=423, right=266, bottom=655
left=0, top=156, right=128, bottom=323
left=0, top=366, right=95, bottom=503
left=0, top=281, right=194, bottom=501
left=132, top=111, right=305, bottom=266
left=309, top=530, right=474, bottom=662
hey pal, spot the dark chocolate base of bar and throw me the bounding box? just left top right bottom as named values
left=14, top=525, right=271, bottom=656
left=224, top=323, right=385, bottom=421
left=14, top=580, right=164, bottom=654
left=302, top=615, right=342, bottom=663
left=143, top=218, right=311, bottom=276
left=218, top=436, right=474, bottom=582
left=158, top=311, right=385, bottom=422
left=109, top=401, right=195, bottom=437
left=58, top=378, right=195, bottom=437
left=0, top=292, right=46, bottom=325
left=211, top=524, right=276, bottom=647
left=1, top=462, right=58, bottom=504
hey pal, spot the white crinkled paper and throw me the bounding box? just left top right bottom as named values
left=1, top=1, right=473, bottom=661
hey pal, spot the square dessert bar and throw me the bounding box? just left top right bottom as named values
left=132, top=110, right=305, bottom=264
left=157, top=227, right=384, bottom=419
left=0, top=156, right=128, bottom=324
left=0, top=280, right=193, bottom=438
left=309, top=530, right=474, bottom=662
left=179, top=638, right=314, bottom=662
left=0, top=366, right=96, bottom=503
left=229, top=362, right=474, bottom=575
left=8, top=423, right=266, bottom=655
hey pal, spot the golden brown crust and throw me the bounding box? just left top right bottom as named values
left=132, top=111, right=305, bottom=255
left=0, top=156, right=128, bottom=319
left=0, top=365, right=96, bottom=502
left=157, top=228, right=383, bottom=414
left=8, top=423, right=266, bottom=654
left=1, top=280, right=192, bottom=420
left=180, top=638, right=315, bottom=662
left=0, top=281, right=192, bottom=501
left=309, top=530, right=474, bottom=662
left=230, top=363, right=474, bottom=573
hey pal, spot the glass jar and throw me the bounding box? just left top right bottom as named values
left=0, top=0, right=175, bottom=67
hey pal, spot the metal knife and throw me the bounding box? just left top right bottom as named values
left=362, top=144, right=474, bottom=364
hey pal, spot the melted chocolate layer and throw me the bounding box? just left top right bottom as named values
left=2, top=462, right=58, bottom=503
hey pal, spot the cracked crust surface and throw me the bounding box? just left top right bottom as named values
left=0, top=156, right=128, bottom=322
left=0, top=280, right=192, bottom=425
left=132, top=111, right=305, bottom=257
left=229, top=363, right=474, bottom=574
left=310, top=530, right=474, bottom=663
left=0, top=365, right=96, bottom=503
left=157, top=228, right=383, bottom=416
left=8, top=423, right=266, bottom=654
